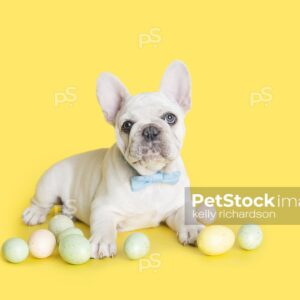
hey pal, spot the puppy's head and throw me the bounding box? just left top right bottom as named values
left=96, top=61, right=191, bottom=175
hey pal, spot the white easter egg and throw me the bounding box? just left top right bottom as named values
left=197, top=225, right=235, bottom=255
left=28, top=229, right=56, bottom=258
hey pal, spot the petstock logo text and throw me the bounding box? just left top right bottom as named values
left=185, top=187, right=300, bottom=225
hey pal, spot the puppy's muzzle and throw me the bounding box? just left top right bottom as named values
left=142, top=124, right=161, bottom=142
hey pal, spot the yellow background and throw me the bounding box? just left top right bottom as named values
left=0, top=1, right=299, bottom=299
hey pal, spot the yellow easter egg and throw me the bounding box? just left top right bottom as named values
left=197, top=225, right=235, bottom=256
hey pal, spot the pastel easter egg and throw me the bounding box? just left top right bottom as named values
left=48, top=215, right=74, bottom=237
left=59, top=235, right=91, bottom=265
left=2, top=238, right=29, bottom=263
left=238, top=224, right=263, bottom=250
left=28, top=229, right=56, bottom=258
left=197, top=225, right=235, bottom=256
left=195, top=203, right=217, bottom=225
left=124, top=233, right=150, bottom=260
left=58, top=227, right=84, bottom=244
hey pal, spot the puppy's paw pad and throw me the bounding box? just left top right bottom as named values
left=90, top=238, right=117, bottom=259
left=22, top=205, right=48, bottom=226
left=177, top=225, right=205, bottom=246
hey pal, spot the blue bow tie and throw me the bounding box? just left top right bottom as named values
left=131, top=171, right=181, bottom=192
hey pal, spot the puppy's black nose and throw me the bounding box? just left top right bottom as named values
left=142, top=125, right=161, bottom=142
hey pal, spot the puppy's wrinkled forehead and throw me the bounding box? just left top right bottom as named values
left=118, top=92, right=182, bottom=124
left=96, top=60, right=191, bottom=125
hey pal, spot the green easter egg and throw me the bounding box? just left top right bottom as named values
left=238, top=224, right=263, bottom=250
left=124, top=233, right=150, bottom=260
left=59, top=235, right=91, bottom=265
left=48, top=215, right=74, bottom=237
left=58, top=227, right=84, bottom=244
left=2, top=238, right=29, bottom=263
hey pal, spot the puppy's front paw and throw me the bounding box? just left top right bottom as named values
left=90, top=236, right=117, bottom=259
left=22, top=204, right=49, bottom=226
left=177, top=224, right=205, bottom=246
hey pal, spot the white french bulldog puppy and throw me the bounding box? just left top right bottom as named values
left=22, top=61, right=203, bottom=258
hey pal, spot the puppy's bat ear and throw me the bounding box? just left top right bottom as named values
left=160, top=61, right=191, bottom=113
left=96, top=73, right=130, bottom=124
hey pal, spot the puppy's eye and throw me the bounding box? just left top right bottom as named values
left=162, top=113, right=177, bottom=125
left=121, top=120, right=134, bottom=133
